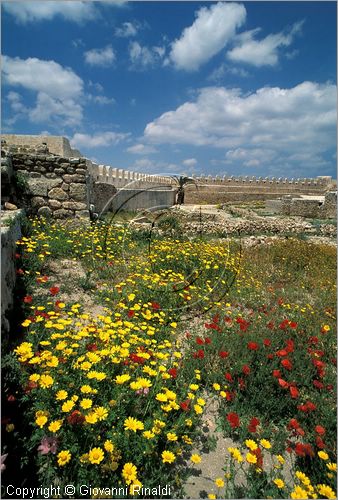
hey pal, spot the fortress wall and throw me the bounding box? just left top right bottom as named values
left=2, top=135, right=335, bottom=212
left=4, top=147, right=90, bottom=218
left=2, top=134, right=76, bottom=157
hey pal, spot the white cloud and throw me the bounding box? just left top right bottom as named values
left=3, top=56, right=83, bottom=99
left=183, top=158, right=197, bottom=167
left=3, top=1, right=98, bottom=24
left=129, top=41, right=165, bottom=69
left=84, top=45, right=116, bottom=67
left=208, top=63, right=250, bottom=82
left=115, top=21, right=138, bottom=37
left=7, top=91, right=27, bottom=113
left=88, top=95, right=115, bottom=105
left=29, top=92, right=83, bottom=125
left=144, top=82, right=336, bottom=171
left=170, top=2, right=246, bottom=71
left=126, top=144, right=157, bottom=155
left=88, top=81, right=104, bottom=93
left=2, top=55, right=84, bottom=126
left=71, top=131, right=129, bottom=149
left=227, top=21, right=304, bottom=67
left=132, top=158, right=179, bottom=175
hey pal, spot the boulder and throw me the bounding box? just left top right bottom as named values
left=69, top=183, right=87, bottom=201
left=48, top=187, right=68, bottom=201
left=37, top=206, right=52, bottom=217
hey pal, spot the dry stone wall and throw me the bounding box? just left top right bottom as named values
left=2, top=143, right=90, bottom=218
left=281, top=193, right=337, bottom=219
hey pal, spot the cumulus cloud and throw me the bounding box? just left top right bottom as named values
left=71, top=131, right=129, bottom=149
left=126, top=144, right=158, bottom=154
left=2, top=55, right=84, bottom=126
left=227, top=21, right=304, bottom=67
left=170, top=2, right=246, bottom=71
left=2, top=1, right=98, bottom=24
left=84, top=45, right=116, bottom=67
left=144, top=82, right=336, bottom=171
left=3, top=55, right=83, bottom=98
left=129, top=41, right=165, bottom=69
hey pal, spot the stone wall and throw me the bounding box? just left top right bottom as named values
left=3, top=147, right=90, bottom=218
left=1, top=210, right=23, bottom=335
left=2, top=134, right=80, bottom=157
left=268, top=192, right=337, bottom=219
left=183, top=178, right=336, bottom=204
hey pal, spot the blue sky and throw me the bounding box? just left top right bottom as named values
left=2, top=1, right=337, bottom=178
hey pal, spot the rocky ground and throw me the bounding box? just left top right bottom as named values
left=130, top=204, right=337, bottom=241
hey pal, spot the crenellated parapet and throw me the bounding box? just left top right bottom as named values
left=87, top=161, right=175, bottom=189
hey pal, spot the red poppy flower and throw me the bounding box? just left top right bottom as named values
left=168, top=368, right=177, bottom=379
left=298, top=401, right=316, bottom=412
left=225, top=372, right=233, bottom=382
left=196, top=337, right=204, bottom=345
left=16, top=269, right=24, bottom=276
left=315, top=425, right=326, bottom=436
left=127, top=310, right=135, bottom=318
left=279, top=319, right=289, bottom=330
left=288, top=418, right=300, bottom=430
left=289, top=386, right=299, bottom=398
left=294, top=443, right=306, bottom=457
left=281, top=359, right=292, bottom=370
left=313, top=380, right=324, bottom=389
left=266, top=323, right=274, bottom=331
left=49, top=286, right=60, bottom=296
left=289, top=322, right=298, bottom=329
left=263, top=338, right=272, bottom=346
left=23, top=295, right=33, bottom=303
left=226, top=391, right=235, bottom=401
left=193, top=349, right=205, bottom=359
left=238, top=378, right=245, bottom=389
left=276, top=349, right=288, bottom=357
left=278, top=378, right=289, bottom=388
left=242, top=365, right=250, bottom=375
left=248, top=417, right=260, bottom=433
left=252, top=447, right=263, bottom=468
left=24, top=381, right=38, bottom=393
left=219, top=351, right=229, bottom=359
left=273, top=369, right=281, bottom=378
left=86, top=343, right=97, bottom=351
left=316, top=436, right=326, bottom=449
left=180, top=400, right=190, bottom=411
left=205, top=337, right=211, bottom=344
left=67, top=410, right=85, bottom=425
left=247, top=342, right=259, bottom=351
left=286, top=339, right=295, bottom=352
left=227, top=412, right=240, bottom=429
left=129, top=353, right=145, bottom=364
left=308, top=336, right=319, bottom=345
left=151, top=301, right=160, bottom=310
